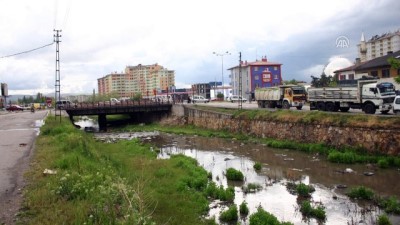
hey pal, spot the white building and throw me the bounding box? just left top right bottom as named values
left=358, top=30, right=400, bottom=62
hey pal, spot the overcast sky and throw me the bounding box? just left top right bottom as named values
left=1, top=0, right=399, bottom=95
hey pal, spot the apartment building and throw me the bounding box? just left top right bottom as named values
left=358, top=30, right=400, bottom=62
left=98, top=63, right=175, bottom=97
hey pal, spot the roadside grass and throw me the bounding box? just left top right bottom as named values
left=20, top=116, right=217, bottom=225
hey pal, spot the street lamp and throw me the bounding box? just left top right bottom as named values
left=213, top=51, right=231, bottom=98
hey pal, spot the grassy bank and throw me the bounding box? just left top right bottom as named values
left=20, top=116, right=217, bottom=225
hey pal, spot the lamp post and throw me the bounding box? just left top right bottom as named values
left=213, top=51, right=230, bottom=98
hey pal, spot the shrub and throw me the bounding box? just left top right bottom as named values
left=239, top=201, right=249, bottom=216
left=300, top=200, right=313, bottom=216
left=377, top=214, right=392, bottom=225
left=378, top=159, right=390, bottom=168
left=249, top=207, right=293, bottom=225
left=300, top=201, right=326, bottom=221
left=219, top=204, right=238, bottom=222
left=379, top=196, right=400, bottom=214
left=226, top=168, right=244, bottom=181
left=296, top=183, right=315, bottom=197
left=205, top=182, right=235, bottom=202
left=347, top=186, right=375, bottom=200
left=253, top=162, right=262, bottom=171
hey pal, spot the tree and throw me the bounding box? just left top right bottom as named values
left=311, top=72, right=336, bottom=87
left=283, top=79, right=300, bottom=85
left=388, top=56, right=400, bottom=84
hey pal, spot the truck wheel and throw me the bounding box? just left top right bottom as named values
left=339, top=107, right=350, bottom=112
left=325, top=102, right=337, bottom=112
left=283, top=101, right=290, bottom=109
left=296, top=106, right=302, bottom=110
left=364, top=103, right=376, bottom=114
left=381, top=110, right=389, bottom=114
left=317, top=102, right=326, bottom=111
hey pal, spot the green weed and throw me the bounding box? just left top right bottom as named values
left=249, top=207, right=294, bottom=225
left=347, top=186, right=375, bottom=200
left=239, top=201, right=249, bottom=216
left=226, top=168, right=244, bottom=181
left=219, top=204, right=238, bottom=222
left=299, top=201, right=326, bottom=221
left=253, top=162, right=262, bottom=171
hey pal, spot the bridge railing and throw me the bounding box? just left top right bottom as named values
left=63, top=98, right=174, bottom=110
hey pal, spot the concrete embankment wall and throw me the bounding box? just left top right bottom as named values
left=168, top=105, right=400, bottom=156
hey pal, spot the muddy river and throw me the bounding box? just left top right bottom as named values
left=92, top=129, right=400, bottom=225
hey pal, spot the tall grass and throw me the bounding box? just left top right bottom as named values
left=20, top=116, right=217, bottom=225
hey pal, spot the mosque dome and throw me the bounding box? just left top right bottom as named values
left=324, top=57, right=353, bottom=76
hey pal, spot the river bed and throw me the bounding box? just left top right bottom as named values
left=92, top=130, right=400, bottom=225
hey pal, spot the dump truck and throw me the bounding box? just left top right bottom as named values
left=255, top=85, right=307, bottom=110
left=307, top=80, right=396, bottom=114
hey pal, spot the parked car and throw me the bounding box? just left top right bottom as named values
left=56, top=100, right=72, bottom=109
left=394, top=95, right=400, bottom=115
left=228, top=95, right=247, bottom=103
left=192, top=95, right=210, bottom=103
left=6, top=105, right=24, bottom=111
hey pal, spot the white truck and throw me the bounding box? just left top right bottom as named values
left=307, top=80, right=396, bottom=114
left=255, top=85, right=307, bottom=110
left=393, top=95, right=400, bottom=115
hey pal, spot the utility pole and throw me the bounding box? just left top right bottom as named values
left=238, top=52, right=242, bottom=110
left=54, top=29, right=62, bottom=121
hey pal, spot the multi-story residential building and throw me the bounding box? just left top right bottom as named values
left=191, top=83, right=211, bottom=99
left=98, top=63, right=175, bottom=97
left=97, top=73, right=127, bottom=97
left=358, top=30, right=400, bottom=62
left=125, top=63, right=175, bottom=96
left=228, top=56, right=282, bottom=98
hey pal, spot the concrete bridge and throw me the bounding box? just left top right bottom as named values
left=64, top=99, right=173, bottom=131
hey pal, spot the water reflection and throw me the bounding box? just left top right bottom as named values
left=148, top=133, right=400, bottom=225
left=74, top=116, right=99, bottom=132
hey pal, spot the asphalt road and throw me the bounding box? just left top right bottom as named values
left=197, top=101, right=398, bottom=116
left=0, top=110, right=48, bottom=224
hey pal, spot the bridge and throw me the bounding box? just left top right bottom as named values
left=64, top=99, right=173, bottom=131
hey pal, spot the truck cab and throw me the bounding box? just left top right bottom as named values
left=394, top=95, right=400, bottom=115
left=361, top=82, right=396, bottom=114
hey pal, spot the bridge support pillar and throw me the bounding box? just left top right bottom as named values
left=98, top=114, right=107, bottom=131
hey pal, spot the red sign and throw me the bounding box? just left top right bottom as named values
left=262, top=73, right=271, bottom=83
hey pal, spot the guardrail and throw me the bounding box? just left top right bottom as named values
left=62, top=99, right=173, bottom=110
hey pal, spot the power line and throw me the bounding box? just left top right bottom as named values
left=0, top=42, right=54, bottom=59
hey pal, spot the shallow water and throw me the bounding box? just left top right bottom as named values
left=144, top=133, right=400, bottom=225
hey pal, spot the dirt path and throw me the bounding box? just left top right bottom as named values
left=0, top=110, right=48, bottom=225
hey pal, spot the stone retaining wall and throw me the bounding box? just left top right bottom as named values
left=169, top=105, right=400, bottom=156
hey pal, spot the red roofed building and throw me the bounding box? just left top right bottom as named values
left=228, top=56, right=282, bottom=98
